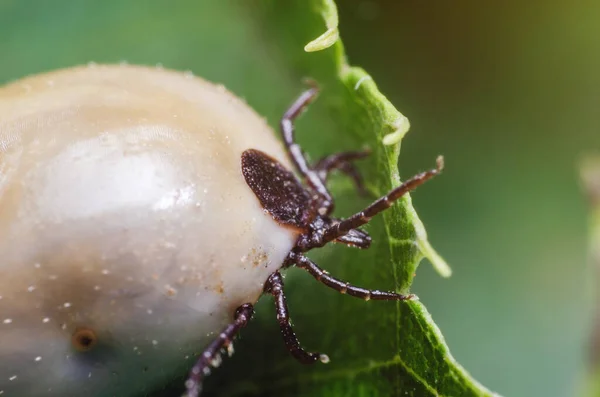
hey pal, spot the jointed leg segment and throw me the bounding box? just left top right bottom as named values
left=315, top=150, right=371, bottom=197
left=281, top=87, right=374, bottom=214
left=264, top=271, right=329, bottom=365
left=183, top=304, right=254, bottom=397
left=323, top=156, right=444, bottom=244
left=288, top=252, right=414, bottom=301
left=280, top=87, right=334, bottom=212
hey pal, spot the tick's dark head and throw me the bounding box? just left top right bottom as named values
left=241, top=148, right=318, bottom=231
left=241, top=148, right=373, bottom=250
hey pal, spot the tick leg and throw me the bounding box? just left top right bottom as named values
left=319, top=156, right=444, bottom=247
left=334, top=228, right=372, bottom=249
left=315, top=149, right=371, bottom=197
left=264, top=271, right=330, bottom=365
left=280, top=86, right=334, bottom=213
left=288, top=252, right=415, bottom=301
left=182, top=304, right=254, bottom=397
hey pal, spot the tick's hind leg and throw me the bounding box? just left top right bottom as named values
left=182, top=304, right=254, bottom=397
left=288, top=252, right=415, bottom=301
left=264, top=271, right=330, bottom=365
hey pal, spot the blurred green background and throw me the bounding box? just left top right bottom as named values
left=1, top=1, right=598, bottom=396
left=336, top=3, right=597, bottom=397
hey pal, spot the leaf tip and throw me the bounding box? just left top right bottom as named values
left=304, top=28, right=340, bottom=52
left=304, top=0, right=340, bottom=52
left=382, top=115, right=411, bottom=145
left=419, top=238, right=452, bottom=278
left=435, top=155, right=445, bottom=172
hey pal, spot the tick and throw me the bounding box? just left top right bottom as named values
left=0, top=64, right=442, bottom=397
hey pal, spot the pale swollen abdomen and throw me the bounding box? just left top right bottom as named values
left=0, top=64, right=299, bottom=396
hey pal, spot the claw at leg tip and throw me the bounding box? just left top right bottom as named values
left=435, top=155, right=445, bottom=171
left=301, top=77, right=320, bottom=91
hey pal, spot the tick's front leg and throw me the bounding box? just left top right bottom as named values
left=280, top=86, right=335, bottom=214
left=182, top=303, right=254, bottom=397
left=280, top=86, right=372, bottom=214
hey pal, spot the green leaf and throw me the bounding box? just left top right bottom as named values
left=0, top=1, right=496, bottom=396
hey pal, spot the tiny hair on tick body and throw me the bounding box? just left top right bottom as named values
left=0, top=64, right=443, bottom=397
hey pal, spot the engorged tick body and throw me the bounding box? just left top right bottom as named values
left=0, top=64, right=442, bottom=397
